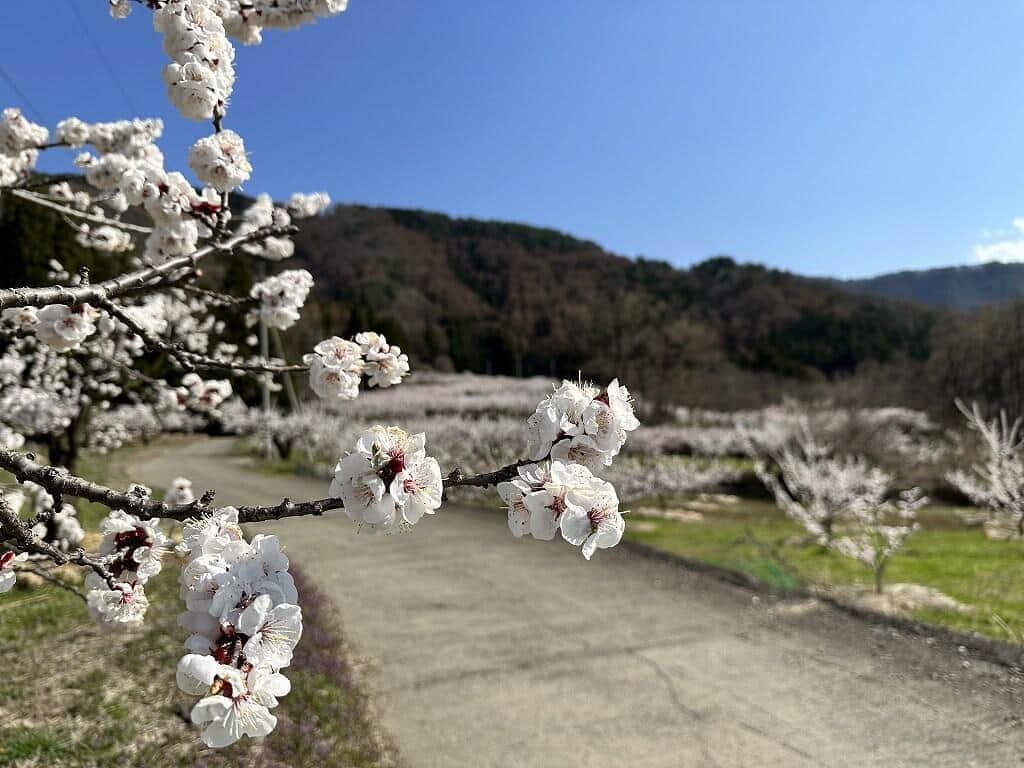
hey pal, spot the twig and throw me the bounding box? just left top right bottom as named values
left=9, top=188, right=153, bottom=233
left=14, top=561, right=88, bottom=602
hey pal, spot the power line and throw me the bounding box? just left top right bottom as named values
left=0, top=64, right=47, bottom=124
left=64, top=0, right=140, bottom=115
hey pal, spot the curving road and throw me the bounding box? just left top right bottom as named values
left=133, top=438, right=1024, bottom=767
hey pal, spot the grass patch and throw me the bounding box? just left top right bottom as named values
left=625, top=494, right=1024, bottom=642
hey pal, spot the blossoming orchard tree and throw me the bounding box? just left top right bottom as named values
left=0, top=1, right=641, bottom=749
left=947, top=400, right=1024, bottom=538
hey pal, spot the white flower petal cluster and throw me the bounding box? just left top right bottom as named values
left=0, top=108, right=46, bottom=186
left=32, top=304, right=100, bottom=352
left=222, top=0, right=349, bottom=46
left=330, top=426, right=443, bottom=531
left=57, top=116, right=164, bottom=157
left=0, top=551, right=29, bottom=594
left=246, top=269, right=313, bottom=330
left=87, top=582, right=149, bottom=629
left=74, top=223, right=134, bottom=252
left=108, top=0, right=132, bottom=20
left=304, top=337, right=363, bottom=400
left=176, top=507, right=302, bottom=747
left=237, top=193, right=294, bottom=260
left=83, top=508, right=169, bottom=631
left=0, top=424, right=24, bottom=451
left=166, top=477, right=196, bottom=506
left=155, top=0, right=237, bottom=121
left=188, top=129, right=252, bottom=192
left=0, top=107, right=48, bottom=153
left=29, top=502, right=85, bottom=553
left=497, top=460, right=625, bottom=559
left=97, top=509, right=170, bottom=584
left=286, top=191, right=331, bottom=218
left=177, top=655, right=290, bottom=747
left=1, top=307, right=37, bottom=330
left=303, top=332, right=409, bottom=401
left=180, top=373, right=233, bottom=412
left=356, top=331, right=409, bottom=389
left=526, top=379, right=639, bottom=471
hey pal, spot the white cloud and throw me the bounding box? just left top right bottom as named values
left=973, top=218, right=1024, bottom=262
left=974, top=240, right=1024, bottom=263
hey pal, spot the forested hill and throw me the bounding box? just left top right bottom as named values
left=841, top=262, right=1024, bottom=310
left=0, top=191, right=942, bottom=407
left=289, top=205, right=937, bottom=403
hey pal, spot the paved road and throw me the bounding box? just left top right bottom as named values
left=134, top=438, right=1024, bottom=767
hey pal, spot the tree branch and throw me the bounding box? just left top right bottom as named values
left=98, top=297, right=308, bottom=375
left=0, top=447, right=530, bottom=527
left=0, top=495, right=114, bottom=587
left=0, top=224, right=298, bottom=310
left=10, top=188, right=153, bottom=233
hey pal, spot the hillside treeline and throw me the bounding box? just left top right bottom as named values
left=4, top=186, right=1023, bottom=418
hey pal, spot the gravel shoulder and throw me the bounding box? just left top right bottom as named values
left=133, top=437, right=1024, bottom=768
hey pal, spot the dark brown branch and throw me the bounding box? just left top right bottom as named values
left=0, top=495, right=114, bottom=586
left=0, top=224, right=297, bottom=310
left=0, top=447, right=529, bottom=527
left=98, top=297, right=308, bottom=376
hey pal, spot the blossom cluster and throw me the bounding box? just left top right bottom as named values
left=176, top=507, right=302, bottom=747
left=0, top=108, right=46, bottom=186
left=525, top=379, right=639, bottom=471
left=247, top=269, right=314, bottom=330
left=2, top=302, right=101, bottom=352
left=237, top=193, right=296, bottom=260
left=111, top=0, right=349, bottom=47
left=330, top=426, right=443, bottom=532
left=57, top=116, right=164, bottom=155
left=6, top=481, right=87, bottom=554
left=188, top=129, right=252, bottom=192
left=497, top=460, right=624, bottom=559
left=831, top=489, right=924, bottom=581
left=166, top=476, right=197, bottom=506
left=85, top=499, right=170, bottom=630
left=165, top=373, right=234, bottom=412
left=220, top=0, right=349, bottom=46
left=0, top=550, right=29, bottom=594
left=155, top=0, right=237, bottom=121
left=304, top=331, right=410, bottom=401
left=286, top=191, right=331, bottom=218
left=32, top=502, right=86, bottom=553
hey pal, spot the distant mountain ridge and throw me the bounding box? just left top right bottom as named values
left=841, top=262, right=1024, bottom=309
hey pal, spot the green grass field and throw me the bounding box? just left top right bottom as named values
left=624, top=494, right=1024, bottom=642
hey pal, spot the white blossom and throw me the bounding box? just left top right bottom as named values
left=188, top=130, right=252, bottom=192
left=286, top=191, right=330, bottom=218
left=34, top=304, right=99, bottom=351
left=329, top=426, right=443, bottom=531
left=98, top=509, right=169, bottom=584
left=87, top=581, right=149, bottom=630
left=525, top=379, right=638, bottom=470
left=247, top=269, right=313, bottom=330
left=236, top=593, right=303, bottom=667
left=0, top=551, right=29, bottom=594
left=166, top=477, right=196, bottom=507
left=185, top=662, right=289, bottom=748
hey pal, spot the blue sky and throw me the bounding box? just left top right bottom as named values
left=3, top=1, right=1024, bottom=278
